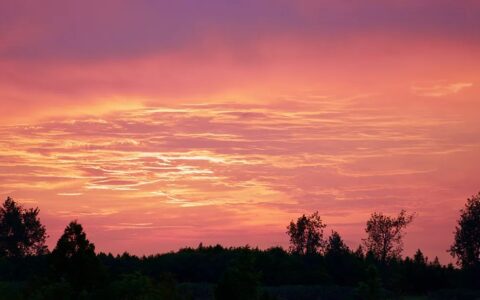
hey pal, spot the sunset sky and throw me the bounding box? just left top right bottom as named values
left=1, top=0, right=480, bottom=263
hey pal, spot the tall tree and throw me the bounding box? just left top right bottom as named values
left=363, top=210, right=414, bottom=263
left=286, top=211, right=326, bottom=255
left=0, top=197, right=48, bottom=257
left=51, top=221, right=104, bottom=291
left=325, top=231, right=357, bottom=286
left=449, top=192, right=480, bottom=268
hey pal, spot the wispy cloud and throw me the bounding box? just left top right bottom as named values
left=2, top=96, right=480, bottom=260
left=57, top=192, right=83, bottom=196
left=411, top=82, right=473, bottom=97
left=1, top=0, right=480, bottom=262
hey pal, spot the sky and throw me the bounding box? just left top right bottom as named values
left=1, top=0, right=480, bottom=263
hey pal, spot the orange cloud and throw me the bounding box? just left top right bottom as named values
left=2, top=95, right=480, bottom=262
left=2, top=0, right=480, bottom=263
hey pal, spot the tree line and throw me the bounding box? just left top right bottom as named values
left=0, top=193, right=480, bottom=299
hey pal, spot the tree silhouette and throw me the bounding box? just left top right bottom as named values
left=450, top=192, right=480, bottom=269
left=286, top=211, right=326, bottom=255
left=413, top=249, right=427, bottom=265
left=51, top=220, right=104, bottom=291
left=325, top=231, right=361, bottom=286
left=0, top=197, right=48, bottom=257
left=326, top=231, right=349, bottom=256
left=363, top=210, right=414, bottom=263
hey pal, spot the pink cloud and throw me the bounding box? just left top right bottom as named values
left=1, top=97, right=479, bottom=263
left=1, top=0, right=480, bottom=264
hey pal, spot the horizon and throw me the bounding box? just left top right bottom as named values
left=2, top=0, right=480, bottom=265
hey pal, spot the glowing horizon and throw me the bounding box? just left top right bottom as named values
left=1, top=0, right=480, bottom=263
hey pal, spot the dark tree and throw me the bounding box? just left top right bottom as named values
left=413, top=249, right=427, bottom=265
left=215, top=254, right=261, bottom=300
left=326, top=231, right=349, bottom=256
left=354, top=245, right=365, bottom=259
left=0, top=197, right=48, bottom=257
left=449, top=192, right=480, bottom=269
left=325, top=231, right=361, bottom=286
left=356, top=265, right=383, bottom=300
left=363, top=210, right=414, bottom=263
left=286, top=211, right=326, bottom=255
left=431, top=256, right=441, bottom=267
left=51, top=221, right=104, bottom=291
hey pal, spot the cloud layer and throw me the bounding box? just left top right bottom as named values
left=1, top=1, right=480, bottom=262
left=2, top=94, right=479, bottom=261
left=1, top=0, right=480, bottom=123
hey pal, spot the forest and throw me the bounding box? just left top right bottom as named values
left=0, top=193, right=479, bottom=300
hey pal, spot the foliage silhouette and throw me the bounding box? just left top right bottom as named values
left=356, top=265, right=383, bottom=300
left=50, top=220, right=105, bottom=293
left=0, top=196, right=479, bottom=299
left=214, top=265, right=260, bottom=300
left=363, top=210, right=414, bottom=263
left=286, top=211, right=326, bottom=255
left=0, top=197, right=48, bottom=257
left=105, top=272, right=183, bottom=300
left=450, top=192, right=480, bottom=269
left=326, top=231, right=349, bottom=256
left=324, top=231, right=363, bottom=286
